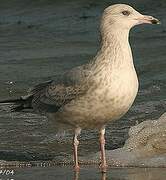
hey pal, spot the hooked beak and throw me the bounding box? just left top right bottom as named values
left=135, top=15, right=160, bottom=25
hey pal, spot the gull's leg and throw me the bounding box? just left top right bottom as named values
left=99, top=126, right=107, bottom=173
left=73, top=127, right=81, bottom=172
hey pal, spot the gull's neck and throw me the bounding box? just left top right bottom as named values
left=93, top=27, right=134, bottom=70
left=101, top=27, right=130, bottom=48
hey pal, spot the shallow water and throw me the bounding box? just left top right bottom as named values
left=3, top=167, right=166, bottom=180
left=0, top=0, right=165, bottom=162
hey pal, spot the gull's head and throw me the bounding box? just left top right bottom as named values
left=101, top=4, right=160, bottom=31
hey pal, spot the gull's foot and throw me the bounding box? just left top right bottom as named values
left=99, top=164, right=108, bottom=173
left=74, top=165, right=80, bottom=172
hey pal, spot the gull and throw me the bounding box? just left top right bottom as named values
left=0, top=4, right=159, bottom=173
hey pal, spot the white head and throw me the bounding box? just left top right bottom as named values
left=101, top=4, right=160, bottom=33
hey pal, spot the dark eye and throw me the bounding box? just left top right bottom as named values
left=122, top=10, right=130, bottom=16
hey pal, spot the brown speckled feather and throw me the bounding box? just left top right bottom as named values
left=28, top=64, right=91, bottom=114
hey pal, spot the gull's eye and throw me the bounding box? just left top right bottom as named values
left=122, top=10, right=130, bottom=16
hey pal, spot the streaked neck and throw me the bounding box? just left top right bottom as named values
left=95, top=27, right=133, bottom=68
left=101, top=26, right=130, bottom=48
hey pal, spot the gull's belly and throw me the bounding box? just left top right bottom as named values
left=80, top=83, right=138, bottom=128
left=53, top=71, right=138, bottom=129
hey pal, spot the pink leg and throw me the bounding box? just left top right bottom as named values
left=99, top=126, right=107, bottom=173
left=73, top=128, right=81, bottom=172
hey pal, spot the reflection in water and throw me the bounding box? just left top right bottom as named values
left=13, top=166, right=166, bottom=180
left=74, top=171, right=79, bottom=180
left=101, top=173, right=106, bottom=180
left=71, top=168, right=166, bottom=180
left=74, top=171, right=107, bottom=180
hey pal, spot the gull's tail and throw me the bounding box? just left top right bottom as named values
left=0, top=80, right=53, bottom=113
left=0, top=96, right=33, bottom=112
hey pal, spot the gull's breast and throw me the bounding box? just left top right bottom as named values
left=102, top=70, right=138, bottom=121
left=54, top=67, right=138, bottom=129
left=84, top=68, right=138, bottom=125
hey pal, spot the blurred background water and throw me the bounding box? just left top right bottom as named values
left=0, top=0, right=165, bottom=162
